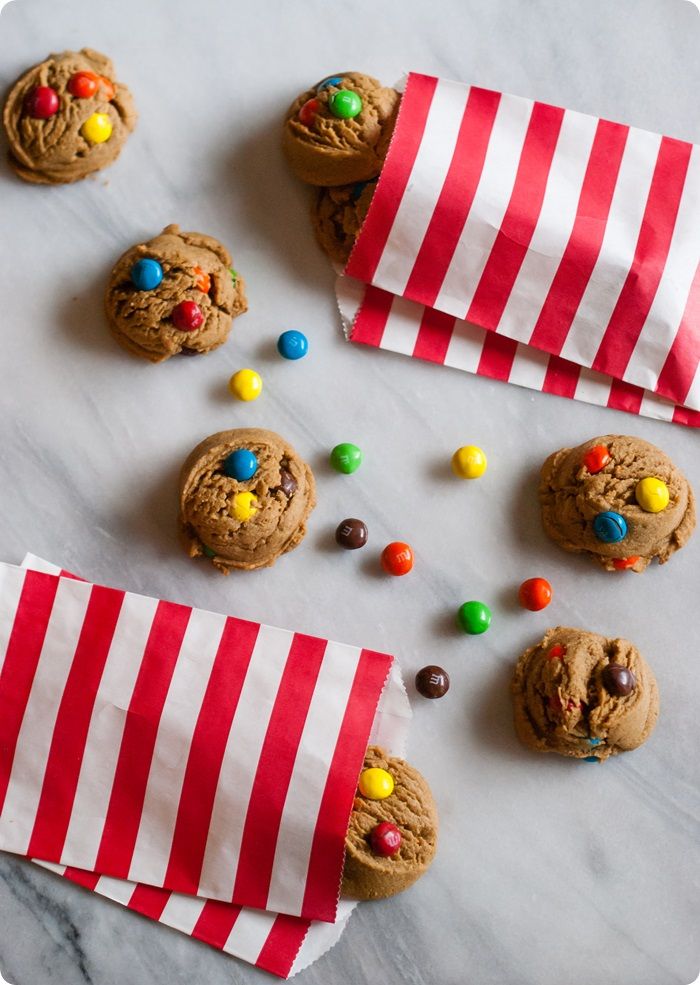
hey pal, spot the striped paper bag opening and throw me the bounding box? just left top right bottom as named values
left=339, top=73, right=700, bottom=427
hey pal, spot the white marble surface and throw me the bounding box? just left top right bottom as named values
left=1, top=0, right=700, bottom=983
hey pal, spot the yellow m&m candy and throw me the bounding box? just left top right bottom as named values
left=229, top=368, right=262, bottom=401
left=451, top=445, right=487, bottom=479
left=81, top=112, right=113, bottom=144
left=231, top=491, right=259, bottom=522
left=635, top=476, right=669, bottom=513
left=358, top=767, right=394, bottom=800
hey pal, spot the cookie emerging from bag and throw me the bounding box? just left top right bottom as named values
left=539, top=435, right=695, bottom=572
left=3, top=48, right=136, bottom=184
left=342, top=746, right=438, bottom=900
left=511, top=627, right=659, bottom=761
left=179, top=428, right=315, bottom=573
left=283, top=72, right=400, bottom=186
left=312, top=179, right=376, bottom=265
left=105, top=224, right=247, bottom=362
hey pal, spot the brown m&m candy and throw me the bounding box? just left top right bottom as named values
left=415, top=665, right=450, bottom=699
left=279, top=468, right=297, bottom=497
left=602, top=663, right=637, bottom=696
left=335, top=518, right=368, bottom=549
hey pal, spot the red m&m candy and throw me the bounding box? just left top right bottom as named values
left=518, top=577, right=552, bottom=611
left=547, top=644, right=566, bottom=660
left=299, top=97, right=320, bottom=126
left=24, top=85, right=59, bottom=119
left=172, top=300, right=204, bottom=331
left=381, top=542, right=414, bottom=576
left=68, top=71, right=99, bottom=98
left=369, top=822, right=401, bottom=857
left=583, top=445, right=611, bottom=474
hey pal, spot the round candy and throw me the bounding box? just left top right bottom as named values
left=229, top=369, right=263, bottom=401
left=583, top=445, right=611, bottom=474
left=278, top=469, right=297, bottom=497
left=328, top=89, right=362, bottom=119
left=130, top=258, right=163, bottom=291
left=415, top=665, right=450, bottom=699
left=277, top=330, right=308, bottom=360
left=451, top=445, right=487, bottom=479
left=81, top=112, right=112, bottom=144
left=592, top=511, right=628, bottom=544
left=457, top=600, right=491, bottom=635
left=98, top=76, right=116, bottom=101
left=24, top=85, right=59, bottom=119
left=330, top=442, right=362, bottom=474
left=635, top=476, right=669, bottom=513
left=231, top=491, right=259, bottom=522
left=67, top=71, right=98, bottom=99
left=223, top=449, right=258, bottom=482
left=612, top=555, right=641, bottom=571
left=335, top=518, right=368, bottom=550
left=602, top=663, right=637, bottom=697
left=381, top=542, right=414, bottom=576
left=518, top=577, right=552, bottom=611
left=369, top=821, right=402, bottom=857
left=316, top=75, right=345, bottom=92
left=172, top=300, right=204, bottom=332
left=358, top=767, right=394, bottom=800
left=298, top=97, right=320, bottom=126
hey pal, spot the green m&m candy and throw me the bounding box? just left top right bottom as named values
left=329, top=89, right=362, bottom=120
left=330, top=442, right=363, bottom=474
left=457, top=600, right=492, bottom=635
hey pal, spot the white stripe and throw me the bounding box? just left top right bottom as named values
left=559, top=127, right=662, bottom=366
left=198, top=624, right=294, bottom=900
left=367, top=659, right=411, bottom=757
left=639, top=392, right=676, bottom=423
left=434, top=92, right=535, bottom=319
left=290, top=901, right=356, bottom=975
left=497, top=108, right=599, bottom=341
left=371, top=77, right=471, bottom=296
left=223, top=907, right=278, bottom=964
left=127, top=609, right=227, bottom=887
left=0, top=577, right=91, bottom=855
left=443, top=318, right=488, bottom=373
left=95, top=873, right=137, bottom=906
left=266, top=641, right=360, bottom=915
left=508, top=343, right=551, bottom=391
left=20, top=555, right=61, bottom=575
left=573, top=366, right=613, bottom=408
left=0, top=564, right=28, bottom=677
left=158, top=891, right=205, bottom=935
left=380, top=295, right=423, bottom=355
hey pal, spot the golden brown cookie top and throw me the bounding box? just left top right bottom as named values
left=3, top=48, right=136, bottom=184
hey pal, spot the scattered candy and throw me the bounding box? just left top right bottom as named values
left=277, top=329, right=308, bottom=360
left=328, top=89, right=362, bottom=119
left=369, top=821, right=402, bottom=857
left=358, top=767, right=394, bottom=800
left=231, top=491, right=259, bottom=522
left=130, top=258, right=163, bottom=291
left=583, top=445, right=611, bottom=474
left=518, top=577, right=552, bottom=611
left=381, top=542, right=414, bottom=576
left=24, top=85, right=59, bottom=119
left=223, top=449, right=258, bottom=481
left=81, top=111, right=112, bottom=144
left=602, top=663, right=636, bottom=697
left=67, top=71, right=99, bottom=99
left=415, top=665, right=450, bottom=699
left=229, top=368, right=263, bottom=401
left=593, top=511, right=627, bottom=543
left=612, top=556, right=641, bottom=571
left=193, top=266, right=211, bottom=293
left=457, top=600, right=491, bottom=635
left=298, top=97, right=320, bottom=126
left=335, top=518, right=368, bottom=550
left=547, top=644, right=566, bottom=660
left=278, top=469, right=297, bottom=497
left=330, top=442, right=362, bottom=474
left=172, top=300, right=204, bottom=332
left=451, top=445, right=487, bottom=479
left=202, top=544, right=216, bottom=558
left=635, top=476, right=669, bottom=513
left=316, top=75, right=345, bottom=92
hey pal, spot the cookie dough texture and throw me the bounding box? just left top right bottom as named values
left=540, top=435, right=695, bottom=572
left=105, top=225, right=247, bottom=362
left=512, top=627, right=659, bottom=761
left=283, top=73, right=400, bottom=186
left=179, top=428, right=315, bottom=573
left=3, top=48, right=136, bottom=184
left=342, top=746, right=438, bottom=901
left=312, top=180, right=376, bottom=265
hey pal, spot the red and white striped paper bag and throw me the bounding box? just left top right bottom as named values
left=338, top=73, right=700, bottom=426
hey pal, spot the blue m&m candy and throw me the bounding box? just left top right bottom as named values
left=223, top=449, right=258, bottom=481
left=277, top=330, right=308, bottom=360
left=592, top=511, right=628, bottom=543
left=130, top=258, right=163, bottom=291
left=316, top=75, right=345, bottom=92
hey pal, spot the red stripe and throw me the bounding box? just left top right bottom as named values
left=412, top=306, right=457, bottom=363
left=655, top=260, right=700, bottom=405
left=255, top=914, right=311, bottom=978
left=27, top=585, right=125, bottom=861
left=58, top=569, right=84, bottom=581
left=126, top=882, right=171, bottom=921
left=404, top=86, right=502, bottom=307
left=529, top=119, right=630, bottom=353
left=94, top=600, right=191, bottom=879
left=476, top=332, right=518, bottom=381
left=672, top=404, right=700, bottom=427
left=301, top=648, right=393, bottom=921
left=62, top=866, right=101, bottom=890
left=350, top=285, right=394, bottom=346
left=345, top=73, right=438, bottom=281
left=542, top=355, right=581, bottom=398
left=467, top=102, right=565, bottom=329
left=163, top=617, right=260, bottom=894
left=0, top=570, right=59, bottom=814
left=232, top=635, right=327, bottom=910
left=191, top=900, right=242, bottom=950
left=607, top=378, right=644, bottom=414
left=592, top=137, right=693, bottom=381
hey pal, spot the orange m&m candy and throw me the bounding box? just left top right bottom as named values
left=68, top=71, right=99, bottom=99
left=583, top=445, right=611, bottom=474
left=518, top=577, right=552, bottom=611
left=381, top=542, right=414, bottom=576
left=612, top=556, right=641, bottom=570
left=193, top=266, right=211, bottom=293
left=98, top=76, right=116, bottom=100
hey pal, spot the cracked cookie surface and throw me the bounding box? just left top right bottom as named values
left=311, top=179, right=376, bottom=265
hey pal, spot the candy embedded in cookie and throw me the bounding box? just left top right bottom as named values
left=105, top=225, right=247, bottom=362
left=178, top=428, right=316, bottom=573
left=311, top=179, right=377, bottom=265
left=539, top=435, right=696, bottom=572
left=283, top=73, right=400, bottom=186
left=3, top=48, right=136, bottom=184
left=342, top=746, right=438, bottom=901
left=511, top=627, right=659, bottom=761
